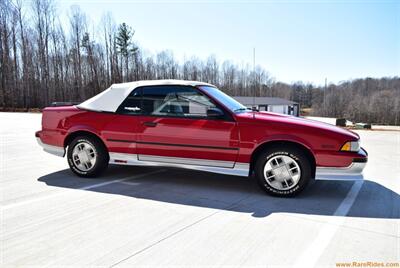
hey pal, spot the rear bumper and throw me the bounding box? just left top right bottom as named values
left=36, top=131, right=65, bottom=157
left=315, top=147, right=367, bottom=181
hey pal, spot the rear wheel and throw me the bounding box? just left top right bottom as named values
left=255, top=145, right=312, bottom=197
left=67, top=136, right=109, bottom=177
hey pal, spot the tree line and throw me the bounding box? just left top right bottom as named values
left=1, top=0, right=399, bottom=125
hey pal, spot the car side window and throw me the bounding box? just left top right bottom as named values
left=142, top=86, right=217, bottom=118
left=117, top=88, right=142, bottom=115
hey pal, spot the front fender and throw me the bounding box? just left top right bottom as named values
left=257, top=134, right=315, bottom=154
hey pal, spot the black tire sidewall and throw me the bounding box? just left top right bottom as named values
left=255, top=147, right=311, bottom=197
left=67, top=136, right=108, bottom=177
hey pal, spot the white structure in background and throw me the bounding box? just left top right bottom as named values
left=233, top=96, right=300, bottom=116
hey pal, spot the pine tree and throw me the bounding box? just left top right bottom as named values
left=115, top=23, right=137, bottom=81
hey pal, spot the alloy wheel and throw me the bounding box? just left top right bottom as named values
left=72, top=141, right=97, bottom=172
left=263, top=155, right=301, bottom=190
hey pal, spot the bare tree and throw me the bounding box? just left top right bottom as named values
left=69, top=5, right=86, bottom=100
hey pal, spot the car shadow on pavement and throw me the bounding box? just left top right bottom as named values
left=38, top=165, right=399, bottom=219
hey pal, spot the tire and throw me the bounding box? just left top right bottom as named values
left=255, top=145, right=312, bottom=197
left=67, top=136, right=109, bottom=177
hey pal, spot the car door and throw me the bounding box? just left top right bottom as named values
left=136, top=85, right=239, bottom=168
left=102, top=87, right=142, bottom=157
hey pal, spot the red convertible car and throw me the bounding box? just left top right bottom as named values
left=36, top=80, right=367, bottom=196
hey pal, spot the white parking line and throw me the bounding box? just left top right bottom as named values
left=119, top=181, right=141, bottom=186
left=294, top=180, right=364, bottom=267
left=1, top=170, right=164, bottom=210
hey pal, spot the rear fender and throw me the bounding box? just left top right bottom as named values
left=64, top=125, right=105, bottom=148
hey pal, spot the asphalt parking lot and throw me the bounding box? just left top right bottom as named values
left=1, top=112, right=399, bottom=267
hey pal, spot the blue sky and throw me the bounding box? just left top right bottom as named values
left=57, top=0, right=399, bottom=85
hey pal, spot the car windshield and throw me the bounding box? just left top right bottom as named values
left=199, top=86, right=250, bottom=113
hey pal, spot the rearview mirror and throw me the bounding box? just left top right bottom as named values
left=207, top=107, right=224, bottom=118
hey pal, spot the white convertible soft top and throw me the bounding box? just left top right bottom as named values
left=77, top=79, right=214, bottom=113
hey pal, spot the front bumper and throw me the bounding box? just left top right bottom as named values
left=36, top=131, right=65, bottom=157
left=315, top=147, right=367, bottom=181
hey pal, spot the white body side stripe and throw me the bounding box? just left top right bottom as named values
left=109, top=152, right=249, bottom=177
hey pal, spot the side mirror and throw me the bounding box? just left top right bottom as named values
left=207, top=107, right=224, bottom=118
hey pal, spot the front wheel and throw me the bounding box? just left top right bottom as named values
left=255, top=146, right=312, bottom=197
left=67, top=136, right=109, bottom=177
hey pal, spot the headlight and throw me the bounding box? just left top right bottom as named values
left=340, top=141, right=360, bottom=152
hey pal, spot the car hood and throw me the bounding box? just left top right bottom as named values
left=239, top=111, right=360, bottom=140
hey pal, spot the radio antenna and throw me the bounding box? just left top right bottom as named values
left=253, top=47, right=256, bottom=110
